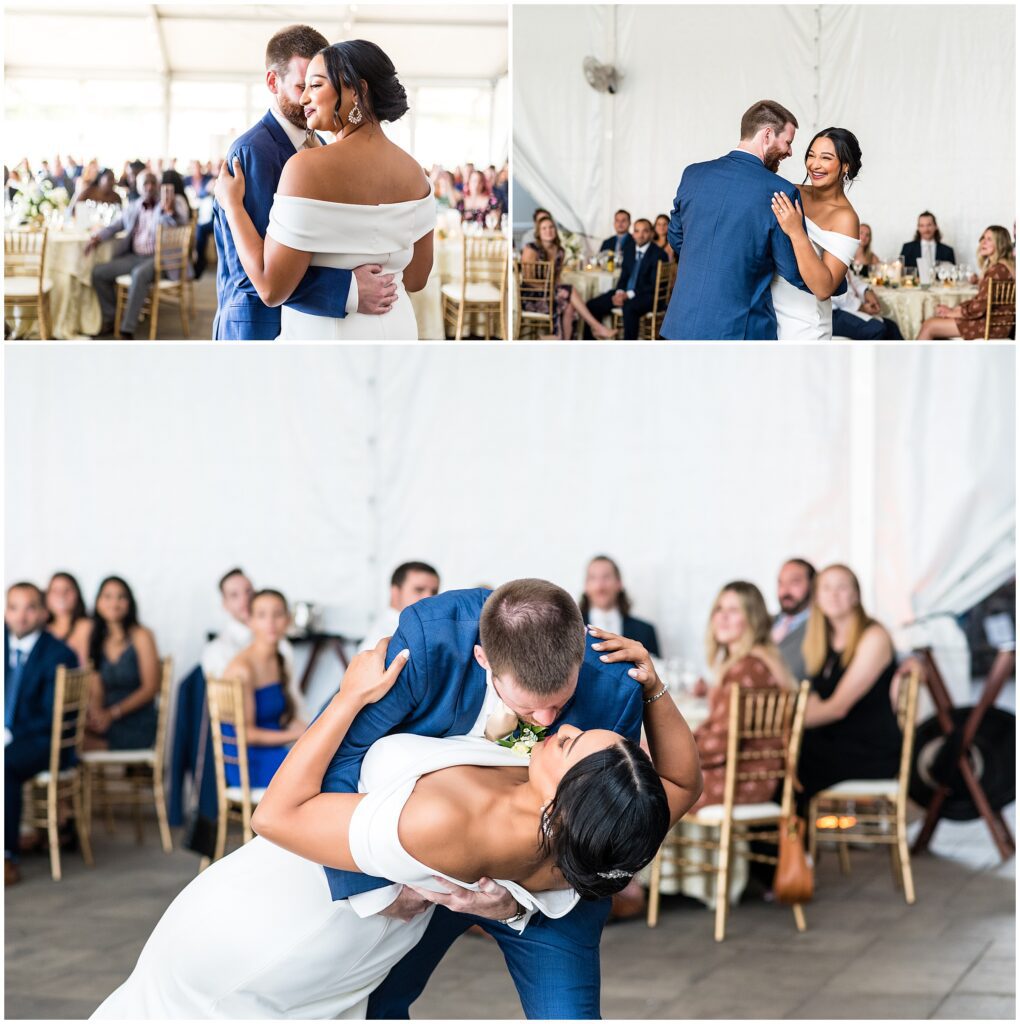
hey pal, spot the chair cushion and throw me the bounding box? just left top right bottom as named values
left=441, top=282, right=502, bottom=303
left=32, top=768, right=76, bottom=783
left=80, top=749, right=156, bottom=765
left=225, top=786, right=266, bottom=804
left=4, top=277, right=53, bottom=297
left=686, top=801, right=783, bottom=824
left=157, top=278, right=183, bottom=290
left=817, top=779, right=899, bottom=799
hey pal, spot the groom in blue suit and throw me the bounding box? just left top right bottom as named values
left=319, top=581, right=651, bottom=1018
left=213, top=24, right=395, bottom=340
left=661, top=99, right=813, bottom=340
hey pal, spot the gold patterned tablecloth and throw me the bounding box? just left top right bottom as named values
left=44, top=230, right=117, bottom=339
left=873, top=284, right=977, bottom=340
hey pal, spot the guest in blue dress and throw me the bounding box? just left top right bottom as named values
left=84, top=576, right=160, bottom=751
left=221, top=589, right=305, bottom=788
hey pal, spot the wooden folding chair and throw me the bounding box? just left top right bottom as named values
left=516, top=257, right=557, bottom=339
left=985, top=278, right=1016, bottom=339
left=5, top=226, right=53, bottom=339
left=114, top=220, right=195, bottom=339
left=441, top=235, right=508, bottom=340
left=610, top=259, right=678, bottom=339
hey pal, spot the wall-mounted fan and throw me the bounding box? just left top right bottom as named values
left=582, top=57, right=618, bottom=95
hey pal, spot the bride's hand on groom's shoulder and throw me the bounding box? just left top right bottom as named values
left=213, top=156, right=245, bottom=210
left=586, top=627, right=661, bottom=694
left=338, top=638, right=409, bottom=707
left=770, top=191, right=804, bottom=239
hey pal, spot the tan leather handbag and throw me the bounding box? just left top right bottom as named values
left=773, top=815, right=814, bottom=904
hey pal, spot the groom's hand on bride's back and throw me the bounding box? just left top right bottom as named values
left=354, top=264, right=398, bottom=315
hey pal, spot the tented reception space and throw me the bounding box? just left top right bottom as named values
left=4, top=342, right=1015, bottom=1019
left=511, top=4, right=1016, bottom=341
left=4, top=4, right=509, bottom=341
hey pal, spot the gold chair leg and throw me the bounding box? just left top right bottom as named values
left=114, top=286, right=124, bottom=340
left=714, top=824, right=732, bottom=942
left=455, top=301, right=465, bottom=342
left=179, top=285, right=190, bottom=337
left=897, top=812, right=916, bottom=905
left=837, top=840, right=852, bottom=875
left=889, top=839, right=902, bottom=887
left=792, top=903, right=807, bottom=932
left=242, top=800, right=253, bottom=844
left=149, top=287, right=160, bottom=340
left=133, top=780, right=145, bottom=844
left=647, top=848, right=663, bottom=927
left=213, top=802, right=228, bottom=862
left=47, top=787, right=62, bottom=882
left=82, top=764, right=93, bottom=843
left=154, top=772, right=173, bottom=854
left=72, top=783, right=94, bottom=868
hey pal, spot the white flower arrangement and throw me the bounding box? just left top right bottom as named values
left=560, top=229, right=584, bottom=265
left=497, top=723, right=549, bottom=759
left=10, top=180, right=69, bottom=224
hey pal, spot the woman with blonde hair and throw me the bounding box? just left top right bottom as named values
left=917, top=225, right=1016, bottom=340
left=689, top=581, right=794, bottom=810
left=797, top=564, right=901, bottom=798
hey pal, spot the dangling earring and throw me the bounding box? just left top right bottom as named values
left=842, top=173, right=850, bottom=189
left=347, top=103, right=363, bottom=126
left=539, top=801, right=552, bottom=838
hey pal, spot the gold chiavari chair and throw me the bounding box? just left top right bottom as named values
left=610, top=259, right=678, bottom=340
left=808, top=666, right=921, bottom=904
left=4, top=227, right=53, bottom=339
left=81, top=657, right=174, bottom=854
left=114, top=220, right=195, bottom=340
left=441, top=235, right=508, bottom=340
left=23, top=665, right=95, bottom=881
left=985, top=278, right=1016, bottom=340
left=647, top=681, right=811, bottom=942
left=516, top=258, right=556, bottom=339
left=206, top=676, right=265, bottom=863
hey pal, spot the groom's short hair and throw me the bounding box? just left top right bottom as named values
left=480, top=579, right=585, bottom=695
left=266, top=24, right=330, bottom=75
left=740, top=100, right=798, bottom=140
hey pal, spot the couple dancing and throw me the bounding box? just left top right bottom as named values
left=661, top=99, right=862, bottom=340
left=212, top=25, right=434, bottom=340
left=93, top=581, right=702, bottom=1019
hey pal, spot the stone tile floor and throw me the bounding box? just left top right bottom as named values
left=5, top=806, right=1013, bottom=1020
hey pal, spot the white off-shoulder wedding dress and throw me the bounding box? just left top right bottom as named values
left=771, top=217, right=859, bottom=340
left=92, top=734, right=576, bottom=1020
left=268, top=185, right=436, bottom=340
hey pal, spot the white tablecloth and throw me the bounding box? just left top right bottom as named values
left=44, top=230, right=116, bottom=339
left=873, top=284, right=977, bottom=340
left=561, top=268, right=618, bottom=303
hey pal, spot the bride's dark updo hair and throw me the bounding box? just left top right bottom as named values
left=540, top=737, right=670, bottom=901
left=319, top=40, right=409, bottom=125
left=804, top=127, right=863, bottom=187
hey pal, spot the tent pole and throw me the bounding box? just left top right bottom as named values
left=848, top=346, right=878, bottom=610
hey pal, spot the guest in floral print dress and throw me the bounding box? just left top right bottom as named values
left=918, top=225, right=1015, bottom=339
left=690, top=581, right=794, bottom=811
left=456, top=169, right=503, bottom=226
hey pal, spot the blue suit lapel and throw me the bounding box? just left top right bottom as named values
left=451, top=660, right=488, bottom=735
left=260, top=109, right=298, bottom=159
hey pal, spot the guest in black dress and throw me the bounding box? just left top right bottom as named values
left=83, top=576, right=160, bottom=751
left=797, top=564, right=901, bottom=799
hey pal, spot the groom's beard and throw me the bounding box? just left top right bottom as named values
left=277, top=92, right=308, bottom=132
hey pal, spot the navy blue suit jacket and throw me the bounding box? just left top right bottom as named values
left=899, top=240, right=956, bottom=267
left=600, top=232, right=636, bottom=263
left=320, top=587, right=644, bottom=904
left=661, top=150, right=812, bottom=340
left=616, top=243, right=668, bottom=304
left=4, top=629, right=78, bottom=745
left=212, top=110, right=352, bottom=340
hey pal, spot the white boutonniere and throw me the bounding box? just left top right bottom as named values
left=483, top=701, right=549, bottom=759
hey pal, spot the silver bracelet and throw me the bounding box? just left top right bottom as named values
left=502, top=900, right=526, bottom=925
left=643, top=684, right=669, bottom=704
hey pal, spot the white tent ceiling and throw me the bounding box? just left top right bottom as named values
left=4, top=3, right=508, bottom=82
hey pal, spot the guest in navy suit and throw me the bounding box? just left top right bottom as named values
left=580, top=555, right=661, bottom=657
left=599, top=208, right=636, bottom=266
left=661, top=99, right=812, bottom=340
left=899, top=211, right=955, bottom=269
left=5, top=583, right=78, bottom=886
left=213, top=24, right=396, bottom=340
left=317, top=581, right=700, bottom=1019
left=584, top=219, right=667, bottom=339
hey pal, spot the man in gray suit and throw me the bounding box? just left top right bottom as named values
left=771, top=558, right=815, bottom=682
left=86, top=170, right=189, bottom=338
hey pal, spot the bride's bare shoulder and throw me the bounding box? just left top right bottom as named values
left=830, top=202, right=860, bottom=237
left=399, top=789, right=482, bottom=877
left=277, top=148, right=334, bottom=198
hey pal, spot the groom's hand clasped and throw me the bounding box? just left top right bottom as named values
left=354, top=265, right=398, bottom=315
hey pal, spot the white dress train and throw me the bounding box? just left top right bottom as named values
left=771, top=217, right=859, bottom=340
left=268, top=185, right=436, bottom=340
left=91, top=735, right=576, bottom=1020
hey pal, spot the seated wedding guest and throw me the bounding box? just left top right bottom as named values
left=186, top=159, right=216, bottom=279
left=579, top=555, right=660, bottom=656
left=201, top=567, right=294, bottom=681
left=599, top=208, right=635, bottom=265
left=653, top=214, right=675, bottom=262
left=358, top=561, right=441, bottom=652
left=522, top=215, right=616, bottom=339
left=82, top=576, right=160, bottom=752
left=433, top=170, right=459, bottom=211
left=900, top=210, right=955, bottom=268
left=221, top=590, right=306, bottom=788
left=584, top=218, right=666, bottom=340
left=797, top=564, right=901, bottom=800
left=186, top=159, right=212, bottom=199
left=771, top=558, right=815, bottom=682
left=854, top=222, right=881, bottom=270
left=917, top=225, right=1015, bottom=340
left=493, top=163, right=509, bottom=212
left=85, top=170, right=189, bottom=339
left=457, top=169, right=503, bottom=227
left=519, top=207, right=553, bottom=249
left=832, top=270, right=903, bottom=340
left=5, top=583, right=79, bottom=886
left=69, top=167, right=123, bottom=212
left=690, top=581, right=794, bottom=811
left=44, top=571, right=90, bottom=666
left=119, top=159, right=146, bottom=202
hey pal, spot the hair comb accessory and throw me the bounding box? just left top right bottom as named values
left=597, top=868, right=631, bottom=880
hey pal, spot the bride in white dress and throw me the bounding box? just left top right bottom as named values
left=214, top=41, right=435, bottom=341
left=769, top=127, right=863, bottom=340
left=92, top=639, right=699, bottom=1019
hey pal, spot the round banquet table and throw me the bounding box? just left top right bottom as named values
left=561, top=267, right=619, bottom=303
left=43, top=229, right=117, bottom=339
left=873, top=283, right=978, bottom=340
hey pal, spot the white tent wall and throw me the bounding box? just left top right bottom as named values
left=515, top=4, right=1015, bottom=260
left=6, top=347, right=1014, bottom=704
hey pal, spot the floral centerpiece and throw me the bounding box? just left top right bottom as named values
left=9, top=179, right=69, bottom=226
left=560, top=229, right=584, bottom=269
